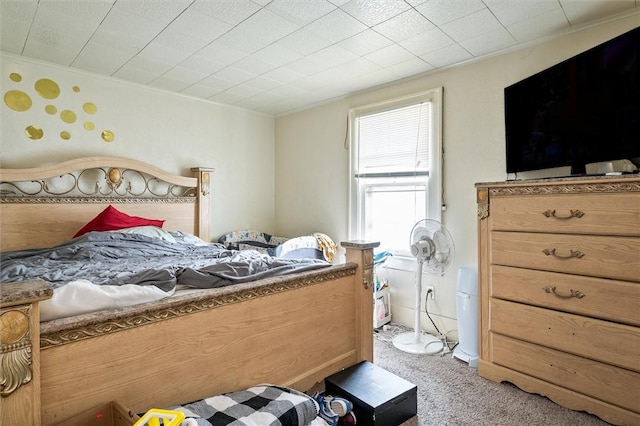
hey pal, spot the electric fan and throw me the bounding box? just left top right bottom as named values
left=392, top=219, right=455, bottom=354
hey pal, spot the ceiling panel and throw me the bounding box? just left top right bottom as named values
left=1, top=0, right=637, bottom=116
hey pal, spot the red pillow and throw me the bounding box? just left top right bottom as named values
left=73, top=205, right=165, bottom=238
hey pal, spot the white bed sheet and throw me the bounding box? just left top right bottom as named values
left=40, top=279, right=172, bottom=322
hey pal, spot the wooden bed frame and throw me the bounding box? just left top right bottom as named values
left=0, top=157, right=378, bottom=425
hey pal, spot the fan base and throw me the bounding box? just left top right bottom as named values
left=392, top=331, right=443, bottom=355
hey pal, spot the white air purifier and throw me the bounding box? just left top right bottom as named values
left=453, top=265, right=479, bottom=368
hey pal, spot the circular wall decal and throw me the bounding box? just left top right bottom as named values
left=101, top=130, right=115, bottom=142
left=25, top=125, right=44, bottom=140
left=60, top=109, right=77, bottom=123
left=4, top=90, right=32, bottom=111
left=35, top=78, right=60, bottom=99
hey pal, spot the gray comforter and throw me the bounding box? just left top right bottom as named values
left=0, top=231, right=330, bottom=292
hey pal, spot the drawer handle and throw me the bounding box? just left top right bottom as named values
left=542, top=209, right=585, bottom=219
left=542, top=248, right=585, bottom=259
left=543, top=286, right=585, bottom=299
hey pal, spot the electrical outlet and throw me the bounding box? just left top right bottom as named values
left=426, top=286, right=435, bottom=299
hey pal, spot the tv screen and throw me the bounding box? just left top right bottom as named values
left=505, top=27, right=639, bottom=175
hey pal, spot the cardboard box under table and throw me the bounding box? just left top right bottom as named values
left=324, top=361, right=417, bottom=426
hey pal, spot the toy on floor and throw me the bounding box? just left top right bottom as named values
left=133, top=409, right=185, bottom=426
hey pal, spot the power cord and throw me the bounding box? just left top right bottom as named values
left=425, top=289, right=459, bottom=356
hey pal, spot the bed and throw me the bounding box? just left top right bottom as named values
left=0, top=156, right=378, bottom=425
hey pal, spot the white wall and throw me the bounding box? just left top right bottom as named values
left=0, top=53, right=276, bottom=241
left=274, top=15, right=639, bottom=337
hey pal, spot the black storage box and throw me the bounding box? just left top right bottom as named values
left=324, top=361, right=417, bottom=426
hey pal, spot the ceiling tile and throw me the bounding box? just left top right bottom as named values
left=289, top=74, right=331, bottom=92
left=1, top=19, right=29, bottom=54
left=249, top=44, right=302, bottom=67
left=232, top=55, right=280, bottom=75
left=266, top=0, right=336, bottom=25
left=224, top=83, right=264, bottom=98
left=160, top=8, right=232, bottom=44
left=138, top=42, right=192, bottom=66
left=341, top=0, right=411, bottom=27
left=23, top=26, right=86, bottom=64
left=261, top=66, right=306, bottom=84
left=365, top=43, right=416, bottom=67
left=114, top=65, right=165, bottom=85
left=1, top=1, right=38, bottom=53
left=306, top=45, right=359, bottom=69
left=215, top=9, right=300, bottom=54
left=244, top=76, right=282, bottom=91
left=213, top=66, right=258, bottom=85
left=358, top=67, right=401, bottom=87
left=157, top=66, right=209, bottom=86
left=115, top=53, right=174, bottom=75
left=191, top=0, right=262, bottom=26
left=284, top=56, right=330, bottom=75
left=179, top=55, right=228, bottom=75
left=338, top=29, right=394, bottom=56
left=484, top=0, right=560, bottom=27
left=373, top=8, right=436, bottom=42
left=319, top=57, right=381, bottom=81
left=440, top=8, right=505, bottom=42
left=195, top=41, right=248, bottom=68
left=560, top=0, right=638, bottom=26
left=22, top=42, right=78, bottom=67
left=72, top=43, right=133, bottom=75
left=277, top=27, right=334, bottom=55
left=33, top=1, right=110, bottom=35
left=419, top=43, right=473, bottom=68
left=99, top=8, right=166, bottom=49
left=150, top=75, right=194, bottom=92
left=415, top=0, right=486, bottom=26
left=208, top=90, right=247, bottom=105
left=507, top=9, right=570, bottom=43
left=459, top=27, right=517, bottom=56
left=199, top=74, right=237, bottom=91
left=179, top=83, right=223, bottom=99
left=111, top=0, right=189, bottom=26
left=152, top=30, right=210, bottom=55
left=304, top=8, right=368, bottom=44
left=400, top=28, right=455, bottom=56
left=387, top=56, right=434, bottom=77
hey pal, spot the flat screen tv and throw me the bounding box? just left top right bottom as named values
left=505, top=26, right=639, bottom=176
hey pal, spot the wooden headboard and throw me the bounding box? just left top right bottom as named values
left=0, top=157, right=213, bottom=252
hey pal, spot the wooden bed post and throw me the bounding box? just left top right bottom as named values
left=341, top=241, right=379, bottom=363
left=0, top=279, right=52, bottom=426
left=191, top=167, right=214, bottom=243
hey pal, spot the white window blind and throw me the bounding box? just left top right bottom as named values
left=356, top=103, right=431, bottom=177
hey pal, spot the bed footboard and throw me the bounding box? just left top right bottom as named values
left=1, top=242, right=378, bottom=425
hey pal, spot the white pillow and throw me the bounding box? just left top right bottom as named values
left=111, top=226, right=177, bottom=244
left=169, top=230, right=209, bottom=246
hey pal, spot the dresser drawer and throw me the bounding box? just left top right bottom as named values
left=491, top=231, right=640, bottom=282
left=491, top=265, right=640, bottom=326
left=489, top=298, right=640, bottom=372
left=490, top=192, right=640, bottom=236
left=491, top=333, right=640, bottom=412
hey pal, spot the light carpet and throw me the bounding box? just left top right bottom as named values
left=374, top=325, right=611, bottom=426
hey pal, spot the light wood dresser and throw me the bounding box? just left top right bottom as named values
left=475, top=175, right=640, bottom=425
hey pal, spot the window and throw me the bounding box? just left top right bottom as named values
left=349, top=89, right=443, bottom=254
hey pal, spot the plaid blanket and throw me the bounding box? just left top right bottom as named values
left=171, top=385, right=319, bottom=426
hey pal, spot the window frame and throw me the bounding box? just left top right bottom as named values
left=348, top=88, right=443, bottom=252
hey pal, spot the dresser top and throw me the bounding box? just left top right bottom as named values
left=476, top=173, right=640, bottom=188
